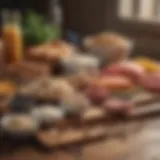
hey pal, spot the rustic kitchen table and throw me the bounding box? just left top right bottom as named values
left=1, top=106, right=160, bottom=160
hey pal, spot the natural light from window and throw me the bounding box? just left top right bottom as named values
left=118, top=0, right=160, bottom=21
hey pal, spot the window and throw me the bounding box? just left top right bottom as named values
left=106, top=0, right=160, bottom=59
left=118, top=0, right=160, bottom=22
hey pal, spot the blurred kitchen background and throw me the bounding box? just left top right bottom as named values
left=0, top=0, right=160, bottom=59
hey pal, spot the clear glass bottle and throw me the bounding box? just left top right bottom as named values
left=50, top=0, right=63, bottom=38
left=0, top=38, right=4, bottom=77
left=2, top=10, right=23, bottom=64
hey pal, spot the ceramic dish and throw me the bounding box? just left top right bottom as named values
left=60, top=54, right=100, bottom=74
left=61, top=93, right=90, bottom=118
left=31, top=105, right=65, bottom=126
left=0, top=114, right=39, bottom=137
left=84, top=32, right=133, bottom=65
left=9, top=94, right=36, bottom=113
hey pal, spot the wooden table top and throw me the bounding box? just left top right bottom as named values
left=1, top=116, right=160, bottom=160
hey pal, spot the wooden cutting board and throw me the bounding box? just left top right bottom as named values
left=1, top=92, right=160, bottom=150
left=36, top=92, right=160, bottom=148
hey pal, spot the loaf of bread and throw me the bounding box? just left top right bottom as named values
left=26, top=41, right=75, bottom=62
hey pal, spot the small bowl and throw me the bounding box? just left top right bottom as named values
left=0, top=114, right=39, bottom=138
left=9, top=94, right=36, bottom=113
left=83, top=32, right=133, bottom=65
left=31, top=105, right=65, bottom=126
left=60, top=54, right=100, bottom=74
left=61, top=93, right=90, bottom=119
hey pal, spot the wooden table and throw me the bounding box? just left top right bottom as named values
left=1, top=116, right=160, bottom=160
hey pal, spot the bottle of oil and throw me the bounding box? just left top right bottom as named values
left=2, top=10, right=23, bottom=64
left=0, top=38, right=4, bottom=77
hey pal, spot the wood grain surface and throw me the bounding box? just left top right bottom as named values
left=1, top=112, right=160, bottom=160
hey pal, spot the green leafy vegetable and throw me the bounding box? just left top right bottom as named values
left=22, top=11, right=60, bottom=46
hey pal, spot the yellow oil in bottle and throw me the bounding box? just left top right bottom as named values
left=2, top=11, right=23, bottom=64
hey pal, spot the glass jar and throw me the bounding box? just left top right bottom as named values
left=0, top=40, right=4, bottom=77
left=2, top=10, right=23, bottom=64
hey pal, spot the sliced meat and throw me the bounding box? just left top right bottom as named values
left=95, top=75, right=134, bottom=91
left=105, top=98, right=133, bottom=115
left=101, top=62, right=145, bottom=83
left=139, top=73, right=160, bottom=93
left=85, top=85, right=110, bottom=105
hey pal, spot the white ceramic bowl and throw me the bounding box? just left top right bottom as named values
left=61, top=54, right=100, bottom=74
left=83, top=33, right=133, bottom=64
left=31, top=105, right=65, bottom=125
left=0, top=114, right=39, bottom=136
